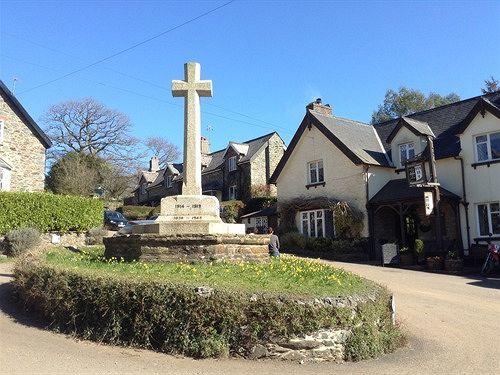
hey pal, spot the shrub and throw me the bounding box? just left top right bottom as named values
left=281, top=232, right=368, bottom=254
left=86, top=227, right=108, bottom=245
left=13, top=254, right=400, bottom=360
left=5, top=228, right=40, bottom=256
left=414, top=239, right=424, bottom=256
left=117, top=205, right=156, bottom=220
left=221, top=200, right=245, bottom=223
left=0, top=192, right=103, bottom=234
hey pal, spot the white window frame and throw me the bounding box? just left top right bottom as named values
left=307, top=160, right=324, bottom=184
left=399, top=142, right=415, bottom=165
left=477, top=202, right=500, bottom=237
left=0, top=167, right=10, bottom=191
left=474, top=132, right=500, bottom=162
left=0, top=167, right=4, bottom=191
left=300, top=209, right=326, bottom=238
left=228, top=185, right=237, bottom=200
left=165, top=175, right=173, bottom=188
left=0, top=120, right=4, bottom=144
left=228, top=156, right=237, bottom=172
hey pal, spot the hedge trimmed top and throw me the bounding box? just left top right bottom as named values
left=0, top=192, right=103, bottom=234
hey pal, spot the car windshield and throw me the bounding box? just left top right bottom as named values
left=107, top=212, right=126, bottom=220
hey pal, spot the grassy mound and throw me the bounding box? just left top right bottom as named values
left=14, top=247, right=402, bottom=360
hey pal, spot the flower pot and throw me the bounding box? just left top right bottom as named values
left=444, top=259, right=463, bottom=273
left=426, top=257, right=444, bottom=271
left=399, top=253, right=414, bottom=266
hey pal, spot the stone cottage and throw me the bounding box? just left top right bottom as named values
left=133, top=132, right=286, bottom=206
left=0, top=80, right=51, bottom=191
left=270, top=94, right=500, bottom=258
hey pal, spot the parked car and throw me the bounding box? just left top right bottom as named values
left=117, top=215, right=158, bottom=234
left=104, top=211, right=128, bottom=230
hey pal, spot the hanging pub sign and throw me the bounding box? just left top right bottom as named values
left=424, top=191, right=434, bottom=216
left=406, top=158, right=428, bottom=187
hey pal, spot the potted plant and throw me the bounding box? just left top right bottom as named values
left=444, top=250, right=463, bottom=273
left=414, top=239, right=425, bottom=264
left=399, top=246, right=414, bottom=266
left=426, top=256, right=444, bottom=271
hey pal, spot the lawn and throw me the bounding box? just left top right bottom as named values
left=43, top=246, right=376, bottom=298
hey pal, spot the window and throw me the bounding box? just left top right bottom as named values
left=307, top=160, right=324, bottom=184
left=164, top=175, right=172, bottom=188
left=0, top=168, right=4, bottom=191
left=228, top=156, right=237, bottom=172
left=301, top=209, right=325, bottom=238
left=255, top=216, right=268, bottom=229
left=0, top=120, right=4, bottom=143
left=0, top=167, right=9, bottom=191
left=477, top=202, right=500, bottom=236
left=475, top=132, right=500, bottom=162
left=399, top=142, right=415, bottom=165
left=229, top=185, right=237, bottom=200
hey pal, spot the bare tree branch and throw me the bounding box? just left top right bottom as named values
left=145, top=136, right=181, bottom=167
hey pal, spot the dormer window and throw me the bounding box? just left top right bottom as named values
left=164, top=175, right=173, bottom=188
left=399, top=142, right=415, bottom=165
left=228, top=156, right=237, bottom=172
left=229, top=185, right=237, bottom=200
left=475, top=132, right=500, bottom=162
left=308, top=160, right=324, bottom=184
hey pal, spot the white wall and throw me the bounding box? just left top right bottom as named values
left=390, top=127, right=427, bottom=168
left=459, top=111, right=500, bottom=246
left=276, top=124, right=368, bottom=236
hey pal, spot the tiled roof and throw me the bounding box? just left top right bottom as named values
left=374, top=91, right=500, bottom=159
left=369, top=178, right=460, bottom=204
left=0, top=80, right=52, bottom=148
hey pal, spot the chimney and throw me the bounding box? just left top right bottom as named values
left=306, top=98, right=333, bottom=116
left=201, top=137, right=210, bottom=155
left=149, top=156, right=160, bottom=172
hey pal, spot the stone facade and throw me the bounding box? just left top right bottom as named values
left=0, top=83, right=50, bottom=192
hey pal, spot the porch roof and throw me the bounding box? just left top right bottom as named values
left=369, top=178, right=460, bottom=205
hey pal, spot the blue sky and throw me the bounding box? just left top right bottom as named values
left=1, top=0, right=499, bottom=164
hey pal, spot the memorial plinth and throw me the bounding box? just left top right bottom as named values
left=104, top=62, right=258, bottom=263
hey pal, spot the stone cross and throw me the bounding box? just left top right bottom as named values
left=172, top=62, right=212, bottom=196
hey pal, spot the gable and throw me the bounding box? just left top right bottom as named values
left=0, top=80, right=51, bottom=149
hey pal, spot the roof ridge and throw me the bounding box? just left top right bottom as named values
left=208, top=131, right=276, bottom=155
left=373, top=91, right=500, bottom=127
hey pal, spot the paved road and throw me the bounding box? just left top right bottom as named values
left=1, top=260, right=499, bottom=375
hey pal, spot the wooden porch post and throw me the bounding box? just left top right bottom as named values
left=399, top=203, right=406, bottom=247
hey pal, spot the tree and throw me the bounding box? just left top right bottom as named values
left=482, top=76, right=499, bottom=94
left=371, top=87, right=460, bottom=124
left=47, top=152, right=103, bottom=196
left=43, top=98, right=141, bottom=167
left=145, top=136, right=181, bottom=167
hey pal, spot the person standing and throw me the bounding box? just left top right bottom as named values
left=268, top=227, right=280, bottom=257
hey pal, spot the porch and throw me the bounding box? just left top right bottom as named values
left=368, top=179, right=462, bottom=259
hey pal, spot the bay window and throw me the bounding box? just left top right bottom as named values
left=301, top=209, right=325, bottom=238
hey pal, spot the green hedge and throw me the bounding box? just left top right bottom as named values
left=13, top=255, right=401, bottom=360
left=117, top=205, right=156, bottom=220
left=0, top=192, right=103, bottom=234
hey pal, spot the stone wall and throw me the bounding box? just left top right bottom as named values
left=104, top=234, right=270, bottom=263
left=0, top=90, right=47, bottom=191
left=250, top=133, right=285, bottom=198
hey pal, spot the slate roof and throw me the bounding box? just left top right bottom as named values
left=310, top=111, right=390, bottom=166
left=240, top=205, right=277, bottom=219
left=369, top=179, right=460, bottom=204
left=0, top=79, right=52, bottom=148
left=149, top=163, right=184, bottom=188
left=374, top=91, right=500, bottom=159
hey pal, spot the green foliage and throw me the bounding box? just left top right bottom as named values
left=0, top=192, right=103, bottom=234
left=281, top=232, right=368, bottom=255
left=414, top=239, right=424, bottom=256
left=371, top=87, right=460, bottom=124
left=243, top=197, right=277, bottom=215
left=221, top=200, right=245, bottom=223
left=4, top=228, right=40, bottom=256
left=117, top=205, right=156, bottom=220
left=13, top=249, right=400, bottom=360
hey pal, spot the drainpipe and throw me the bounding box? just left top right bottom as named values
left=454, top=156, right=470, bottom=253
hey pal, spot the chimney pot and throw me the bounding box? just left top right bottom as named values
left=306, top=99, right=333, bottom=116
left=149, top=156, right=160, bottom=172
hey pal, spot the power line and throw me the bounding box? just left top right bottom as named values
left=18, top=0, right=236, bottom=95
left=5, top=30, right=292, bottom=133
